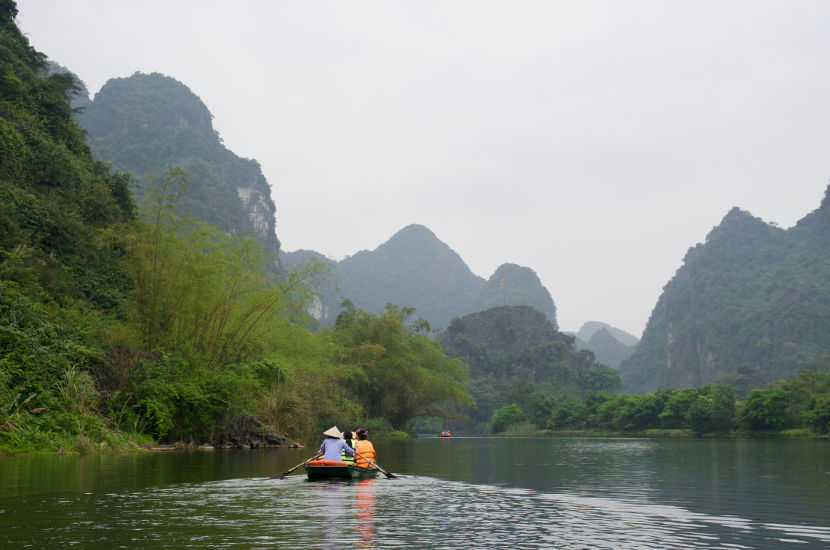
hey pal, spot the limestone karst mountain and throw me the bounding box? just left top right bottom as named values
left=76, top=71, right=280, bottom=258
left=621, top=186, right=830, bottom=393
left=281, top=224, right=558, bottom=331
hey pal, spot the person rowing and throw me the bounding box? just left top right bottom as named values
left=319, top=426, right=355, bottom=461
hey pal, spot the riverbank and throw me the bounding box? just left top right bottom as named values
left=492, top=426, right=830, bottom=438
left=0, top=439, right=307, bottom=458
left=0, top=413, right=308, bottom=457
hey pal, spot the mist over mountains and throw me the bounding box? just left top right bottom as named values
left=55, top=64, right=830, bottom=396
left=571, top=322, right=638, bottom=369
left=282, top=224, right=559, bottom=332
left=62, top=67, right=637, bottom=352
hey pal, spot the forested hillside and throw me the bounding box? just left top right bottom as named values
left=0, top=1, right=472, bottom=453
left=436, top=310, right=830, bottom=437
left=0, top=3, right=135, bottom=309
left=5, top=0, right=827, bottom=453
left=281, top=224, right=559, bottom=331
left=1, top=0, right=135, bottom=449
left=621, top=190, right=830, bottom=393
left=76, top=72, right=280, bottom=258
left=437, top=306, right=621, bottom=432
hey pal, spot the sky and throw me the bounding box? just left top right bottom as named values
left=14, top=1, right=830, bottom=337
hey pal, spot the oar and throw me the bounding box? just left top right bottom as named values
left=270, top=452, right=323, bottom=479
left=355, top=451, right=397, bottom=479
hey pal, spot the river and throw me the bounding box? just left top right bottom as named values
left=1, top=437, right=828, bottom=548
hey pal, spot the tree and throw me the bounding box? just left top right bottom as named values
left=658, top=388, right=697, bottom=429
left=624, top=393, right=664, bottom=431
left=581, top=363, right=622, bottom=393
left=491, top=403, right=526, bottom=433
left=740, top=387, right=791, bottom=431
left=548, top=396, right=587, bottom=429
left=332, top=304, right=471, bottom=430
left=807, top=397, right=830, bottom=434
left=686, top=384, right=737, bottom=435
left=128, top=169, right=324, bottom=366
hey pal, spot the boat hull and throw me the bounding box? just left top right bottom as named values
left=305, top=460, right=379, bottom=481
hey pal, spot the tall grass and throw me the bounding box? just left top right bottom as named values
left=503, top=422, right=537, bottom=436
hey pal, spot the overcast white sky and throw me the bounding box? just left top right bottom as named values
left=14, top=1, right=830, bottom=337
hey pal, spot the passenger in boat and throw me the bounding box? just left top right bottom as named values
left=319, top=426, right=355, bottom=462
left=354, top=428, right=376, bottom=468
left=341, top=431, right=357, bottom=464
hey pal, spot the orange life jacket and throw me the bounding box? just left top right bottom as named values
left=355, top=439, right=376, bottom=468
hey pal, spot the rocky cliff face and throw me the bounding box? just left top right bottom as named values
left=75, top=72, right=280, bottom=258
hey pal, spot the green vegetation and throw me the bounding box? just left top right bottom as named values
left=622, top=199, right=830, bottom=393
left=490, top=364, right=830, bottom=437
left=3, top=0, right=827, bottom=457
left=437, top=306, right=622, bottom=433
left=491, top=404, right=527, bottom=433
left=1, top=159, right=475, bottom=452
left=332, top=301, right=471, bottom=430
left=436, top=305, right=829, bottom=438
left=77, top=71, right=280, bottom=257
left=0, top=3, right=472, bottom=454
left=1, top=0, right=136, bottom=452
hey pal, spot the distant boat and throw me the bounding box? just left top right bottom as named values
left=304, top=459, right=379, bottom=481
left=440, top=431, right=452, bottom=438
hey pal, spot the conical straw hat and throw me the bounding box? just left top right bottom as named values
left=323, top=426, right=342, bottom=438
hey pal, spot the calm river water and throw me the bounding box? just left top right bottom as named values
left=1, top=437, right=829, bottom=549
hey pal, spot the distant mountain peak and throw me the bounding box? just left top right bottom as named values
left=379, top=224, right=447, bottom=253
left=577, top=321, right=639, bottom=347
left=76, top=71, right=280, bottom=257
left=718, top=207, right=763, bottom=229
left=282, top=224, right=558, bottom=331
left=580, top=326, right=637, bottom=369
left=391, top=223, right=437, bottom=239
left=492, top=262, right=523, bottom=274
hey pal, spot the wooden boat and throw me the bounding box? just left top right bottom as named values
left=304, top=459, right=379, bottom=481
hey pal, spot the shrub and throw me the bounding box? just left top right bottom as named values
left=740, top=387, right=791, bottom=431
left=491, top=403, right=526, bottom=433
left=807, top=397, right=830, bottom=434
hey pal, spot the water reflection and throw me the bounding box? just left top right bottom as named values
left=355, top=479, right=376, bottom=548
left=313, top=481, right=351, bottom=547
left=1, top=438, right=828, bottom=549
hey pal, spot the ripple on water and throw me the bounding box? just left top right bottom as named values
left=4, top=474, right=829, bottom=549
